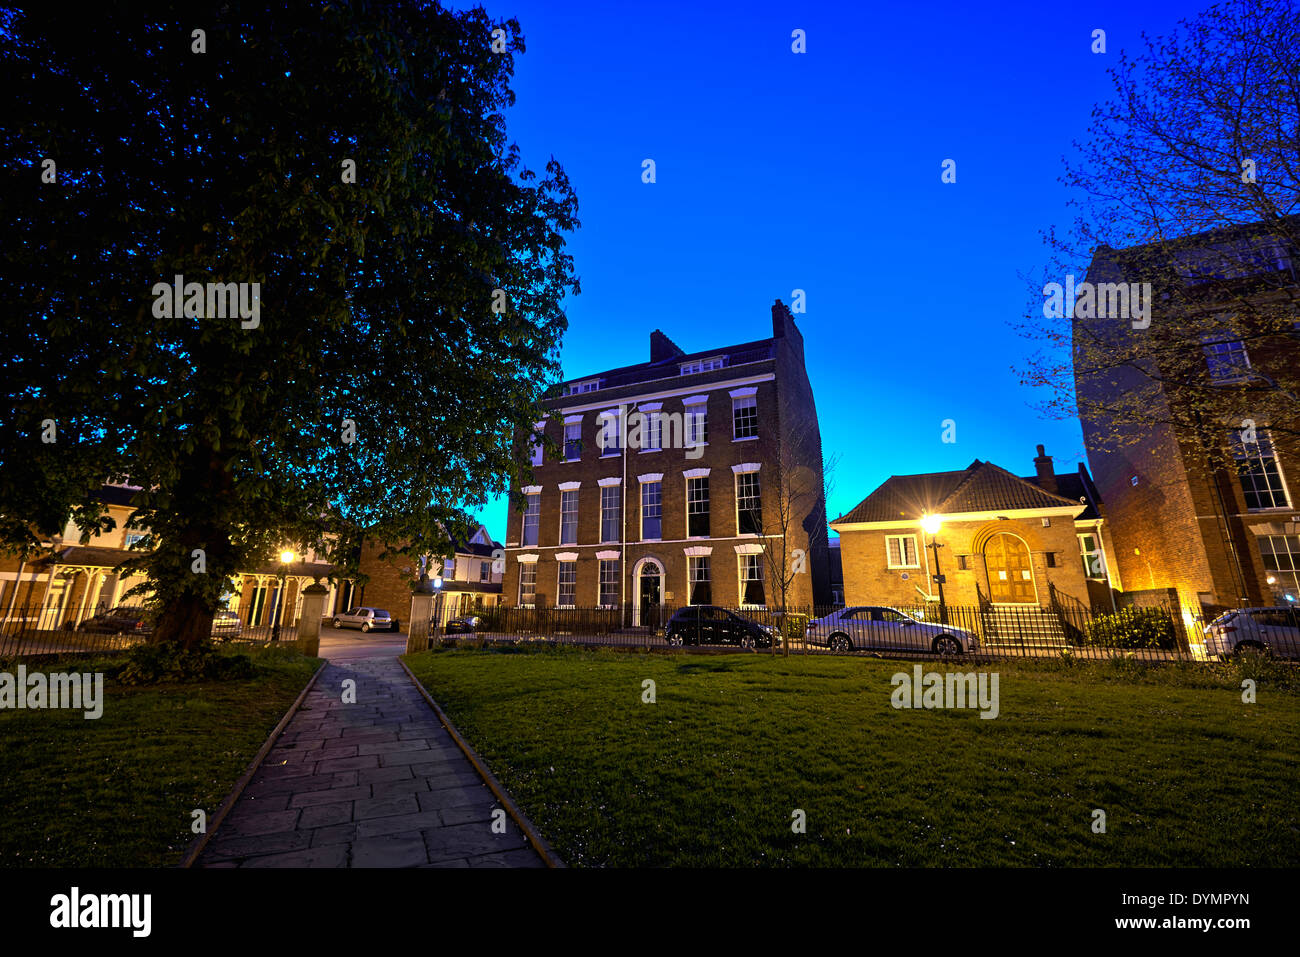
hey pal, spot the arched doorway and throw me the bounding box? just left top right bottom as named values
left=984, top=533, right=1036, bottom=603
left=632, top=557, right=664, bottom=627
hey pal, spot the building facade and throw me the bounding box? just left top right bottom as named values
left=354, top=524, right=503, bottom=629
left=502, top=300, right=831, bottom=623
left=830, top=446, right=1119, bottom=613
left=0, top=483, right=347, bottom=632
left=1074, top=223, right=1300, bottom=622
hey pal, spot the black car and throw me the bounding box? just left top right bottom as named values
left=77, top=605, right=154, bottom=635
left=444, top=615, right=481, bottom=634
left=664, top=606, right=778, bottom=648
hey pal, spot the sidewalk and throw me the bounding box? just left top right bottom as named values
left=196, top=656, right=546, bottom=867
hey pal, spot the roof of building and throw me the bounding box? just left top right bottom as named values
left=544, top=300, right=800, bottom=401
left=1021, top=465, right=1103, bottom=521
left=832, top=460, right=1085, bottom=526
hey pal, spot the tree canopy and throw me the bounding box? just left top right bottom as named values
left=0, top=4, right=580, bottom=646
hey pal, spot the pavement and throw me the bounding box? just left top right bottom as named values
left=195, top=632, right=547, bottom=868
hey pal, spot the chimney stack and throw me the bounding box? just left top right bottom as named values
left=1033, top=444, right=1059, bottom=495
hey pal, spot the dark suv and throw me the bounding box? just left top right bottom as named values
left=664, top=606, right=778, bottom=648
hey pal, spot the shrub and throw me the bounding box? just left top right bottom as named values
left=118, top=640, right=256, bottom=685
left=1082, top=607, right=1178, bottom=650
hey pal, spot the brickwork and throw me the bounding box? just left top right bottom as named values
left=503, top=301, right=830, bottom=613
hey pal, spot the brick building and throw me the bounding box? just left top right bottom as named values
left=353, top=524, right=503, bottom=629
left=1074, top=222, right=1300, bottom=622
left=830, top=446, right=1119, bottom=613
left=501, top=299, right=831, bottom=623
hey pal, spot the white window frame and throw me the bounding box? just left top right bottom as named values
left=734, top=467, right=762, bottom=536
left=559, top=487, right=580, bottom=545
left=517, top=562, right=537, bottom=607
left=730, top=388, right=758, bottom=441
left=886, top=534, right=920, bottom=569
left=640, top=478, right=663, bottom=541
left=521, top=492, right=540, bottom=547
left=556, top=561, right=577, bottom=609
left=1232, top=428, right=1292, bottom=510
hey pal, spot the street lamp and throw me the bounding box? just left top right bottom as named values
left=271, top=549, right=294, bottom=642
left=920, top=513, right=949, bottom=625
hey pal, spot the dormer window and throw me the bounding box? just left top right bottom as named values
left=567, top=379, right=602, bottom=395
left=680, top=356, right=726, bottom=376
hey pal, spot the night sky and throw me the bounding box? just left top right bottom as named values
left=467, top=0, right=1203, bottom=538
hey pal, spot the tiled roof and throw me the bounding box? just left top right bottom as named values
left=41, top=545, right=135, bottom=568
left=833, top=460, right=1084, bottom=525
left=1022, top=469, right=1101, bottom=521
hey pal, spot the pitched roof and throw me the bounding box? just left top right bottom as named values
left=832, top=460, right=1084, bottom=526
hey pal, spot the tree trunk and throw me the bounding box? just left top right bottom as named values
left=151, top=591, right=213, bottom=650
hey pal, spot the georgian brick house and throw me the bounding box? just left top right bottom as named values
left=502, top=300, right=831, bottom=624
left=830, top=446, right=1119, bottom=613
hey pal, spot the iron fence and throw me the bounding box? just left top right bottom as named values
left=0, top=603, right=300, bottom=658
left=429, top=600, right=1212, bottom=662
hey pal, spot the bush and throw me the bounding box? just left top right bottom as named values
left=117, top=640, right=256, bottom=685
left=1082, top=607, right=1178, bottom=650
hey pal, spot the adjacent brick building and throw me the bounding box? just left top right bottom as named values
left=501, top=299, right=831, bottom=623
left=1074, top=222, right=1300, bottom=623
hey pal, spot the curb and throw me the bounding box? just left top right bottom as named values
left=398, top=656, right=565, bottom=869
left=179, top=661, right=328, bottom=868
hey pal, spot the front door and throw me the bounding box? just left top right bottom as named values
left=637, top=566, right=662, bottom=628
left=985, top=533, right=1035, bottom=603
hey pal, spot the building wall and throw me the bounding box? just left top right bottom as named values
left=838, top=513, right=1094, bottom=610
left=503, top=306, right=828, bottom=612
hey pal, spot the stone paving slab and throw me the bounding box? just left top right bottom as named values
left=196, top=656, right=546, bottom=868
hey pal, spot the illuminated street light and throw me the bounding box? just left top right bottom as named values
left=271, top=549, right=294, bottom=643
left=920, top=513, right=948, bottom=625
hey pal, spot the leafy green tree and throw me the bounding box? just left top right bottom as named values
left=0, top=4, right=579, bottom=647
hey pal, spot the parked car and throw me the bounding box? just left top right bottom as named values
left=77, top=606, right=154, bottom=636
left=210, top=609, right=243, bottom=640
left=1204, top=606, right=1300, bottom=659
left=444, top=615, right=481, bottom=634
left=806, top=605, right=978, bottom=655
left=664, top=606, right=779, bottom=648
left=332, top=607, right=396, bottom=633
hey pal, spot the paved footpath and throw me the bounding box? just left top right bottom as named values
left=196, top=656, right=546, bottom=867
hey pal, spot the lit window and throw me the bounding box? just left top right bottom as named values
left=1232, top=429, right=1290, bottom=509
left=732, top=395, right=758, bottom=439
left=557, top=561, right=576, bottom=607
left=687, top=477, right=710, bottom=537
left=886, top=534, right=919, bottom=568
left=560, top=490, right=579, bottom=545
left=1258, top=534, right=1300, bottom=602
left=1078, top=533, right=1105, bottom=578
left=480, top=561, right=490, bottom=583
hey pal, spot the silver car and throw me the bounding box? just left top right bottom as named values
left=1204, top=606, right=1300, bottom=659
left=332, top=607, right=395, bottom=633
left=211, top=610, right=243, bottom=640
left=806, top=605, right=978, bottom=655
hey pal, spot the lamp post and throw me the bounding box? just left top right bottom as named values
left=921, top=514, right=948, bottom=625
left=271, top=549, right=294, bottom=642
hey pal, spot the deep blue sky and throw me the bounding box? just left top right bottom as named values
left=470, top=0, right=1204, bottom=542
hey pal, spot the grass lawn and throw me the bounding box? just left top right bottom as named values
left=0, top=646, right=321, bottom=867
left=403, top=646, right=1300, bottom=867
